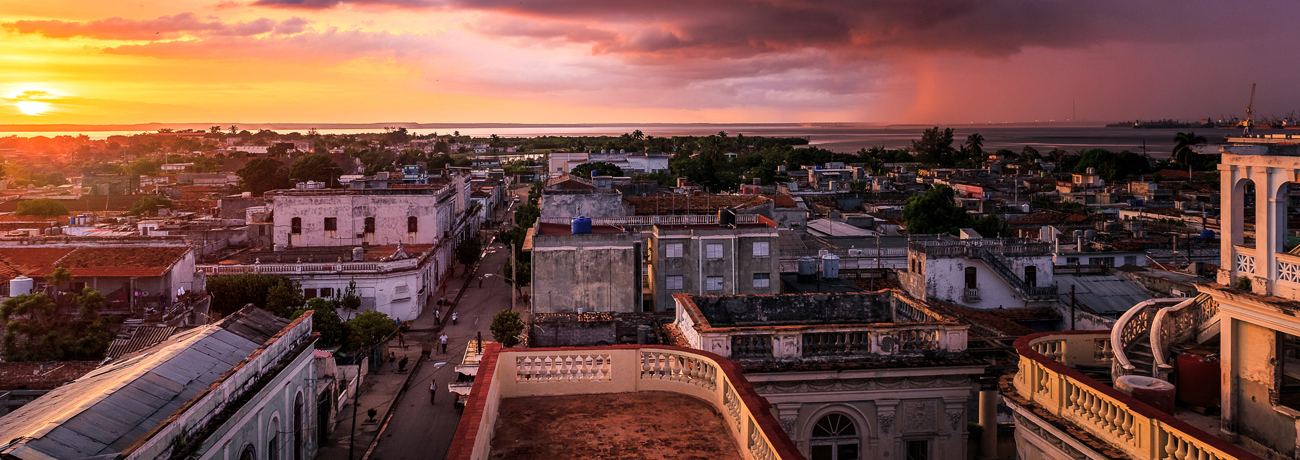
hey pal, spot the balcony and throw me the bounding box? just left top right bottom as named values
left=446, top=344, right=804, bottom=460
left=1007, top=332, right=1259, bottom=460
left=962, top=287, right=981, bottom=302
left=197, top=257, right=420, bottom=276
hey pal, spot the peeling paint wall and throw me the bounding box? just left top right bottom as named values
left=531, top=232, right=643, bottom=313
left=538, top=193, right=628, bottom=219
left=1232, top=319, right=1297, bottom=457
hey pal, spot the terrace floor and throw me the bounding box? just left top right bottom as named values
left=489, top=391, right=744, bottom=460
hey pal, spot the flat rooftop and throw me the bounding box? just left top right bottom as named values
left=686, top=290, right=952, bottom=327
left=490, top=392, right=742, bottom=460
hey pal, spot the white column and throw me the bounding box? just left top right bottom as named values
left=1255, top=167, right=1275, bottom=295
left=1220, top=315, right=1238, bottom=440
left=1219, top=164, right=1238, bottom=285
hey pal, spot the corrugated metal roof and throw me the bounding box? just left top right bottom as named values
left=807, top=219, right=876, bottom=238
left=104, top=326, right=179, bottom=362
left=1054, top=274, right=1155, bottom=314
left=0, top=307, right=293, bottom=460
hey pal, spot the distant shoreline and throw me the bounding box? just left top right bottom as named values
left=0, top=121, right=1107, bottom=133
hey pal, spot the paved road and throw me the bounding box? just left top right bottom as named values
left=367, top=188, right=527, bottom=460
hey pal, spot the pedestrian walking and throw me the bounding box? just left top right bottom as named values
left=429, top=379, right=437, bottom=404
left=434, top=309, right=441, bottom=325
left=477, top=276, right=483, bottom=288
left=421, top=340, right=433, bottom=361
left=398, top=331, right=406, bottom=348
left=440, top=333, right=448, bottom=354
left=388, top=351, right=396, bottom=373
left=452, top=312, right=458, bottom=325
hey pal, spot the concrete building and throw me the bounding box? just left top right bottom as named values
left=648, top=215, right=782, bottom=312
left=268, top=174, right=469, bottom=248
left=199, top=243, right=446, bottom=320
left=527, top=220, right=644, bottom=314
left=901, top=237, right=1058, bottom=310
left=0, top=306, right=318, bottom=460
left=0, top=237, right=200, bottom=312
left=671, top=291, right=984, bottom=460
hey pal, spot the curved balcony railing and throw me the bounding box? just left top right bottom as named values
left=1111, top=298, right=1184, bottom=377
left=1013, top=332, right=1261, bottom=460
left=446, top=344, right=804, bottom=460
left=1151, top=295, right=1218, bottom=381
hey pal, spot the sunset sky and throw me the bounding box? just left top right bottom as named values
left=3, top=0, right=1299, bottom=125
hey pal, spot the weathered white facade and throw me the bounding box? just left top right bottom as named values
left=648, top=218, right=783, bottom=312
left=901, top=238, right=1058, bottom=310
left=269, top=175, right=469, bottom=248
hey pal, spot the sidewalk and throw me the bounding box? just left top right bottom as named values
left=316, top=238, right=488, bottom=460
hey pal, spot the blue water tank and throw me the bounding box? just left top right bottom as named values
left=1200, top=229, right=1216, bottom=239
left=571, top=216, right=592, bottom=234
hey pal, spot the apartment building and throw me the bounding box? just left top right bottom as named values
left=648, top=214, right=782, bottom=312
left=268, top=174, right=470, bottom=248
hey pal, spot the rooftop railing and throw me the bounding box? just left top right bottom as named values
left=538, top=214, right=762, bottom=227
left=197, top=257, right=419, bottom=276
left=1012, top=332, right=1260, bottom=460
left=446, top=344, right=804, bottom=460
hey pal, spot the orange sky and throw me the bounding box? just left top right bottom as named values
left=2, top=0, right=1298, bottom=125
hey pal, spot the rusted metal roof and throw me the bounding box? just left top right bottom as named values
left=0, top=306, right=293, bottom=460
left=104, top=326, right=179, bottom=362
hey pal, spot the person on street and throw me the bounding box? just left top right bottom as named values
left=434, top=309, right=441, bottom=325
left=440, top=333, right=448, bottom=354
left=429, top=379, right=437, bottom=404
left=477, top=276, right=483, bottom=288
left=452, top=312, right=458, bottom=325
left=388, top=351, right=396, bottom=373
left=397, top=331, right=406, bottom=348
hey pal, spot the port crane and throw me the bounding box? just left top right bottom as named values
left=1244, top=83, right=1256, bottom=135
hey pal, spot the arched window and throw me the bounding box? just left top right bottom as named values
left=239, top=445, right=256, bottom=460
left=290, top=217, right=302, bottom=234
left=1024, top=265, right=1037, bottom=287
left=408, top=216, right=418, bottom=233
left=964, top=267, right=977, bottom=290
left=268, top=417, right=280, bottom=460
left=364, top=217, right=376, bottom=234
left=810, top=413, right=859, bottom=460
left=293, top=393, right=304, bottom=460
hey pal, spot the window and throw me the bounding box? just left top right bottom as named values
left=1125, top=256, right=1138, bottom=266
left=906, top=440, right=929, bottom=460
left=1278, top=332, right=1300, bottom=410
left=753, top=273, right=770, bottom=288
left=666, top=275, right=684, bottom=290
left=304, top=288, right=318, bottom=298
left=706, top=276, right=724, bottom=291
left=408, top=216, right=418, bottom=233
left=364, top=217, right=376, bottom=234
left=706, top=243, right=723, bottom=259
left=240, top=445, right=256, bottom=460
left=268, top=418, right=280, bottom=460
left=324, top=217, right=337, bottom=231
left=810, top=413, right=858, bottom=460
left=752, top=241, right=770, bottom=257
left=1066, top=257, right=1079, bottom=265
left=321, top=287, right=334, bottom=298
left=665, top=243, right=684, bottom=258
left=1024, top=265, right=1037, bottom=287
left=290, top=217, right=302, bottom=234
left=293, top=393, right=304, bottom=460
left=964, top=267, right=977, bottom=290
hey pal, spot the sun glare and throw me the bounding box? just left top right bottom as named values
left=15, top=100, right=51, bottom=116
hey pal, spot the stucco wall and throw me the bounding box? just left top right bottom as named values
left=538, top=192, right=628, bottom=219
left=922, top=254, right=1053, bottom=310
left=532, top=233, right=641, bottom=313
left=272, top=193, right=457, bottom=247
left=1231, top=319, right=1298, bottom=457
left=649, top=230, right=781, bottom=312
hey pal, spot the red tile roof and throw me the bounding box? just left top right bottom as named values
left=0, top=246, right=190, bottom=281
left=771, top=195, right=797, bottom=208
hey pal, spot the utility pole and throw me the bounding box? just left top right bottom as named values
left=511, top=243, right=517, bottom=312
left=1070, top=284, right=1077, bottom=330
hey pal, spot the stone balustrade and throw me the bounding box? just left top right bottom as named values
left=446, top=344, right=804, bottom=460
left=1151, top=295, right=1217, bottom=380
left=198, top=257, right=419, bottom=276
left=1014, top=332, right=1258, bottom=460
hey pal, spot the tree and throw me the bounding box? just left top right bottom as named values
left=0, top=290, right=111, bottom=361
left=964, top=132, right=985, bottom=161
left=265, top=278, right=306, bottom=318
left=236, top=158, right=290, bottom=195
left=15, top=198, right=69, bottom=216
left=971, top=214, right=1011, bottom=238
left=514, top=202, right=540, bottom=229
left=490, top=310, right=525, bottom=347
left=570, top=161, right=624, bottom=178
left=902, top=185, right=970, bottom=235
left=457, top=238, right=483, bottom=266
left=44, top=267, right=72, bottom=292
left=339, top=280, right=361, bottom=311
left=127, top=159, right=161, bottom=176
left=295, top=298, right=348, bottom=348
left=503, top=258, right=531, bottom=288
left=127, top=195, right=173, bottom=216
left=207, top=274, right=304, bottom=318
left=345, top=311, right=397, bottom=351
left=287, top=154, right=345, bottom=186
left=1021, top=146, right=1042, bottom=161
left=1172, top=131, right=1208, bottom=169
left=910, top=127, right=957, bottom=166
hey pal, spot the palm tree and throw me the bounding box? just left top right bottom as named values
left=964, top=133, right=985, bottom=159
left=1173, top=131, right=1208, bottom=169
left=229, top=125, right=239, bottom=135
left=209, top=125, right=222, bottom=135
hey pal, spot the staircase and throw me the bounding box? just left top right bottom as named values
left=1110, top=294, right=1220, bottom=380
left=969, top=247, right=1058, bottom=300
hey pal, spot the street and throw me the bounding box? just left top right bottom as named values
left=364, top=185, right=529, bottom=460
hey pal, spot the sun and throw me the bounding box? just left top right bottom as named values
left=16, top=100, right=51, bottom=116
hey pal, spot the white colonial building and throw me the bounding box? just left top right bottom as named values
left=268, top=174, right=470, bottom=248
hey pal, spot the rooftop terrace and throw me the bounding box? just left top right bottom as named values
left=490, top=392, right=743, bottom=460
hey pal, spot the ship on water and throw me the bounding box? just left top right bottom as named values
left=1106, top=119, right=1195, bottom=129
